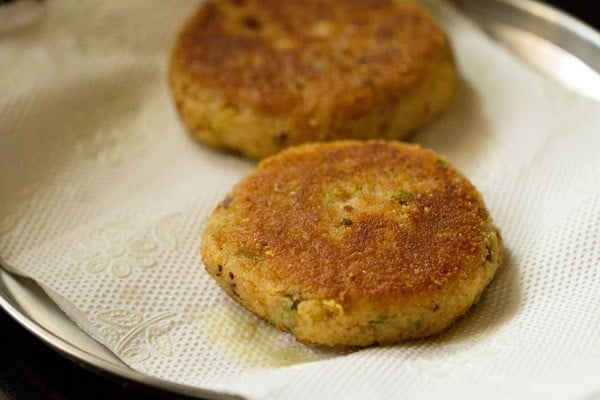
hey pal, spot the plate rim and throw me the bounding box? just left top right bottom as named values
left=0, top=270, right=232, bottom=399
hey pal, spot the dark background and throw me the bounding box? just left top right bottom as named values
left=549, top=1, right=600, bottom=27
left=1, top=1, right=598, bottom=399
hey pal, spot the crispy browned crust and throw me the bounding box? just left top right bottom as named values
left=171, top=0, right=453, bottom=117
left=202, top=141, right=502, bottom=345
left=203, top=141, right=493, bottom=306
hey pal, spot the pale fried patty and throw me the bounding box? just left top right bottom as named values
left=170, top=0, right=457, bottom=159
left=201, top=141, right=503, bottom=346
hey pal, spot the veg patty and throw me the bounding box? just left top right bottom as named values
left=169, top=0, right=457, bottom=159
left=201, top=141, right=503, bottom=346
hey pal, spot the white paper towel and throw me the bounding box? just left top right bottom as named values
left=1, top=1, right=600, bottom=399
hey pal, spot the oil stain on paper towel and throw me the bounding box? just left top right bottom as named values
left=187, top=300, right=345, bottom=369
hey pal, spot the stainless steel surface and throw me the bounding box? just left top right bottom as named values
left=451, top=0, right=600, bottom=101
left=1, top=0, right=599, bottom=398
left=0, top=270, right=233, bottom=399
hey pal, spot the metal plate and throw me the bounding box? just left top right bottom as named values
left=451, top=0, right=600, bottom=102
left=1, top=0, right=599, bottom=398
left=0, top=271, right=229, bottom=399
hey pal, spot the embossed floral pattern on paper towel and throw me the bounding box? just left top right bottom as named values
left=70, top=215, right=178, bottom=278
left=68, top=94, right=168, bottom=165
left=97, top=308, right=175, bottom=364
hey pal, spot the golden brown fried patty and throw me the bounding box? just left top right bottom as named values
left=170, top=0, right=457, bottom=159
left=201, top=141, right=502, bottom=346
